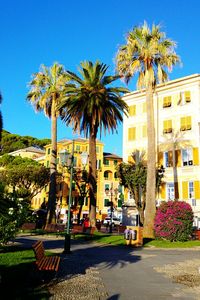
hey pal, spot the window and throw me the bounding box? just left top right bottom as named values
left=142, top=102, right=146, bottom=113
left=189, top=181, right=194, bottom=198
left=104, top=199, right=110, bottom=207
left=128, top=127, right=136, bottom=140
left=114, top=160, right=118, bottom=166
left=73, top=157, right=77, bottom=167
left=105, top=184, right=110, bottom=190
left=114, top=172, right=118, bottom=179
left=192, top=199, right=196, bottom=206
left=142, top=125, right=147, bottom=138
left=164, top=151, right=173, bottom=167
left=103, top=158, right=109, bottom=165
left=185, top=91, right=191, bottom=102
left=76, top=145, right=80, bottom=151
left=47, top=148, right=51, bottom=155
left=46, top=160, right=49, bottom=167
left=180, top=116, right=192, bottom=131
left=96, top=146, right=99, bottom=153
left=104, top=171, right=109, bottom=179
left=96, top=159, right=101, bottom=169
left=167, top=183, right=174, bottom=200
left=118, top=185, right=122, bottom=193
left=163, top=120, right=172, bottom=134
left=129, top=105, right=136, bottom=116
left=182, top=148, right=193, bottom=166
left=163, top=96, right=172, bottom=108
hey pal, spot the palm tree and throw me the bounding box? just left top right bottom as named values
left=0, top=92, right=3, bottom=143
left=58, top=60, right=129, bottom=227
left=116, top=21, right=180, bottom=238
left=27, top=63, right=68, bottom=224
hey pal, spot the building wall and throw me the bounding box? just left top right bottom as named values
left=35, top=138, right=123, bottom=222
left=122, top=74, right=200, bottom=225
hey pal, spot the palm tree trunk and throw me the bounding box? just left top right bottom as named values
left=88, top=131, right=97, bottom=227
left=46, top=96, right=57, bottom=225
left=143, top=85, right=156, bottom=238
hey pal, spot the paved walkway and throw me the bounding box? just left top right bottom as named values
left=15, top=235, right=200, bottom=299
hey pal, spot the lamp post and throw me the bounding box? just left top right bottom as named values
left=60, top=140, right=74, bottom=254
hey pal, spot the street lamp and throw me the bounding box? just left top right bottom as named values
left=60, top=140, right=74, bottom=254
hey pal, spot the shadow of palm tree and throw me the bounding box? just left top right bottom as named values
left=15, top=236, right=142, bottom=282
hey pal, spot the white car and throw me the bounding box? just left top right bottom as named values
left=103, top=217, right=121, bottom=226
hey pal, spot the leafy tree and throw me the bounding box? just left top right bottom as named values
left=27, top=63, right=69, bottom=224
left=116, top=21, right=180, bottom=238
left=0, top=155, right=50, bottom=200
left=117, top=150, right=165, bottom=224
left=58, top=60, right=129, bottom=226
left=0, top=130, right=50, bottom=154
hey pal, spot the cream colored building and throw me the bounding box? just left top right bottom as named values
left=123, top=73, right=200, bottom=227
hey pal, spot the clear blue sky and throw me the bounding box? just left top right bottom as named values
left=1, top=0, right=200, bottom=156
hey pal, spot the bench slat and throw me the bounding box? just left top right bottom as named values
left=32, top=240, right=60, bottom=272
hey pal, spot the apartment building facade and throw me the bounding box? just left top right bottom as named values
left=33, top=138, right=123, bottom=222
left=122, top=73, right=200, bottom=227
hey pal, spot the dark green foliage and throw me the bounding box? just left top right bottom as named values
left=0, top=130, right=50, bottom=154
left=0, top=155, right=50, bottom=200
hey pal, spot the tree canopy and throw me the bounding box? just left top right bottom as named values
left=0, top=155, right=50, bottom=200
left=0, top=130, right=50, bottom=155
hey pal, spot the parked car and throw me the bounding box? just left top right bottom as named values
left=103, top=217, right=121, bottom=226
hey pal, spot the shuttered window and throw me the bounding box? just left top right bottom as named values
left=128, top=127, right=136, bottom=140
left=142, top=125, right=147, bottom=137
left=180, top=116, right=192, bottom=131
left=163, top=96, right=172, bottom=108
left=185, top=91, right=191, bottom=102
left=163, top=120, right=172, bottom=133
left=182, top=182, right=188, bottom=199
left=143, top=102, right=146, bottom=113
left=129, top=105, right=136, bottom=116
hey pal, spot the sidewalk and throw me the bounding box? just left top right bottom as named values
left=15, top=235, right=200, bottom=299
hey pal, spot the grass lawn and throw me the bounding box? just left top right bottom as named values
left=0, top=231, right=200, bottom=298
left=0, top=245, right=53, bottom=299
left=73, top=231, right=200, bottom=248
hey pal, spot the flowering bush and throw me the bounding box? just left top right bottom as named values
left=154, top=201, right=194, bottom=242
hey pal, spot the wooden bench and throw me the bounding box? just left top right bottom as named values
left=20, top=222, right=36, bottom=232
left=32, top=240, right=60, bottom=272
left=45, top=223, right=65, bottom=234
left=71, top=225, right=95, bottom=239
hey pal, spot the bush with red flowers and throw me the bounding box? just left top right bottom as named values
left=154, top=201, right=194, bottom=241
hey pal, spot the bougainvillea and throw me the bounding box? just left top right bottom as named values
left=154, top=201, right=194, bottom=241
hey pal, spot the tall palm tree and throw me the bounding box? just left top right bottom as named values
left=27, top=63, right=68, bottom=224
left=58, top=60, right=129, bottom=227
left=0, top=92, right=3, bottom=143
left=116, top=22, right=180, bottom=238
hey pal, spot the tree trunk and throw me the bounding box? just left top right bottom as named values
left=88, top=131, right=97, bottom=227
left=46, top=96, right=57, bottom=225
left=143, top=85, right=156, bottom=238
left=173, top=145, right=179, bottom=199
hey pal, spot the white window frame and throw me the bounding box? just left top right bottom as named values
left=167, top=183, right=174, bottom=200
left=188, top=181, right=194, bottom=199
left=182, top=148, right=193, bottom=166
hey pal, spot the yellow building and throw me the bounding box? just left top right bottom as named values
left=122, top=73, right=200, bottom=227
left=37, top=138, right=123, bottom=222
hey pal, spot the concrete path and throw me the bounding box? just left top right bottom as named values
left=15, top=235, right=200, bottom=299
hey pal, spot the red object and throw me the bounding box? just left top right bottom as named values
left=83, top=218, right=90, bottom=229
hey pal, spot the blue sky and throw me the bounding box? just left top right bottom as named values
left=1, top=0, right=200, bottom=156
